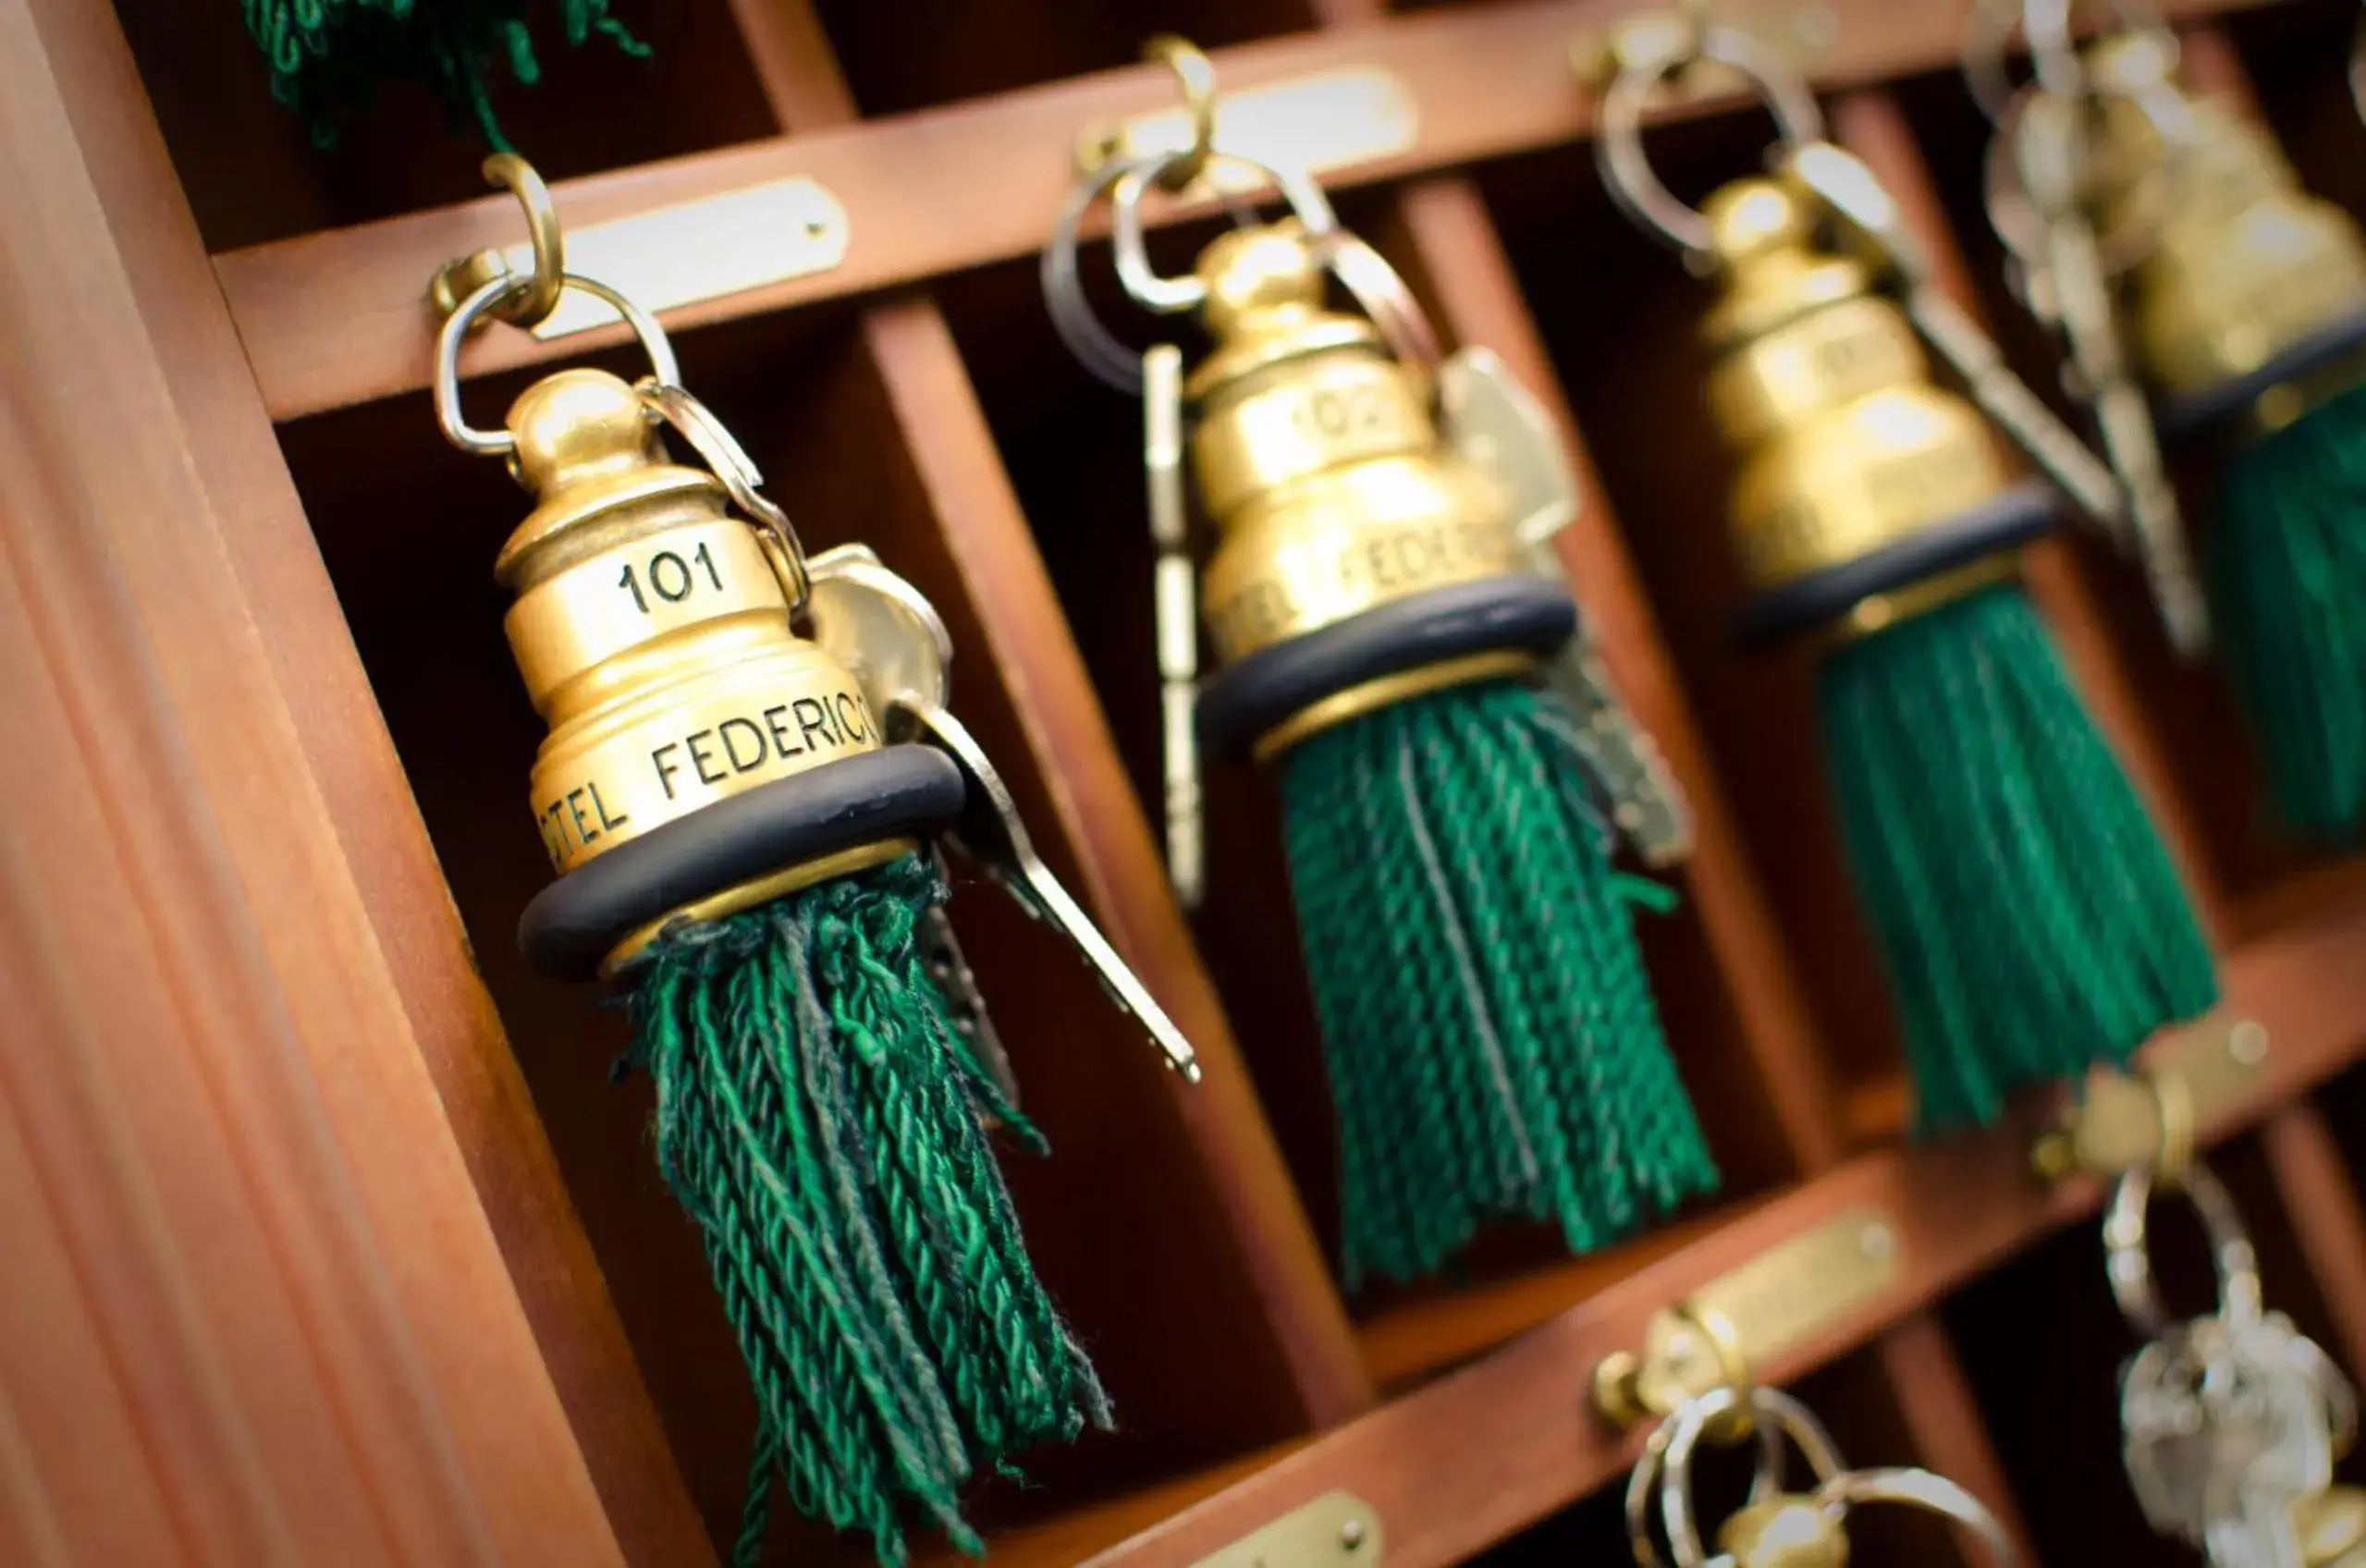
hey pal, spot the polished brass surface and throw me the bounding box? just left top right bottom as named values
left=2087, top=34, right=2366, bottom=407
left=2031, top=1017, right=2269, bottom=1182
left=1720, top=1495, right=1851, bottom=1568
left=493, top=370, right=887, bottom=882
left=1248, top=650, right=1536, bottom=762
left=1699, top=177, right=2017, bottom=596
left=1187, top=1491, right=1384, bottom=1568
left=1187, top=223, right=1523, bottom=673
left=1595, top=1207, right=1901, bottom=1434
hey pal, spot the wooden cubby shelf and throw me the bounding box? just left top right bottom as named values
left=210, top=0, right=2283, bottom=423
left=10, top=0, right=2366, bottom=1564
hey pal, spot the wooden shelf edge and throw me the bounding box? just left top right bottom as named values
left=1016, top=890, right=2366, bottom=1568
left=211, top=0, right=2279, bottom=423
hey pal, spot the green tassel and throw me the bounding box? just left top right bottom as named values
left=240, top=0, right=649, bottom=148
left=624, top=856, right=1109, bottom=1568
left=1818, top=582, right=2219, bottom=1133
left=2209, top=379, right=2366, bottom=840
left=1277, top=678, right=1717, bottom=1290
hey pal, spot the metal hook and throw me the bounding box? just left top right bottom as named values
left=1142, top=34, right=1219, bottom=193
left=2105, top=1158, right=2266, bottom=1341
left=636, top=381, right=814, bottom=617
left=1110, top=150, right=1341, bottom=313
left=430, top=153, right=567, bottom=330
left=1042, top=146, right=1341, bottom=392
left=433, top=272, right=680, bottom=457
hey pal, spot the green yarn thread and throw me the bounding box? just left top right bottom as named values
left=1278, top=677, right=1717, bottom=1290
left=241, top=0, right=647, bottom=148
left=2209, top=378, right=2366, bottom=840
left=624, top=855, right=1109, bottom=1567
left=1818, top=582, right=2219, bottom=1133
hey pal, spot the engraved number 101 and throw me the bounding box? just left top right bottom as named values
left=619, top=541, right=726, bottom=613
left=1292, top=384, right=1391, bottom=444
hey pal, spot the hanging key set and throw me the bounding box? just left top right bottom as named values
left=1969, top=0, right=2366, bottom=839
left=1045, top=40, right=1714, bottom=1290
left=1577, top=10, right=2220, bottom=1138
left=1591, top=1211, right=2028, bottom=1566
left=2108, top=1151, right=2364, bottom=1565
left=425, top=154, right=1196, bottom=1566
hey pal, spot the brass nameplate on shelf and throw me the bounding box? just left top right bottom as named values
left=1595, top=1206, right=1900, bottom=1426
left=507, top=178, right=850, bottom=340
left=2032, top=1016, right=2271, bottom=1180
left=1190, top=1491, right=1382, bottom=1568
left=1078, top=67, right=1416, bottom=194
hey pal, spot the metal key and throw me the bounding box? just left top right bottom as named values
left=1439, top=346, right=1694, bottom=867
left=900, top=696, right=1202, bottom=1082
left=2124, top=1314, right=2336, bottom=1567
left=804, top=543, right=1203, bottom=1083
left=1144, top=342, right=1208, bottom=908
left=1781, top=141, right=2128, bottom=532
left=2124, top=1319, right=2235, bottom=1547
left=915, top=888, right=1022, bottom=1107
left=2007, top=88, right=2211, bottom=655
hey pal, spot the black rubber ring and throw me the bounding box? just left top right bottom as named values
left=1196, top=575, right=1577, bottom=762
left=2153, top=304, right=2366, bottom=444
left=519, top=744, right=966, bottom=981
left=1731, top=480, right=2061, bottom=648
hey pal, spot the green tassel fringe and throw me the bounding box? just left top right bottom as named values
left=1278, top=678, right=1718, bottom=1290
left=2210, top=379, right=2366, bottom=840
left=1818, top=582, right=2219, bottom=1133
left=624, top=856, right=1109, bottom=1567
left=241, top=0, right=648, bottom=148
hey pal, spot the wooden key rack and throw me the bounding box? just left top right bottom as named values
left=7, top=0, right=2366, bottom=1563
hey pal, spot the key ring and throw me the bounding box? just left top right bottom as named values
left=1110, top=150, right=1341, bottom=312
left=1046, top=145, right=1438, bottom=391
left=434, top=272, right=680, bottom=457
left=1594, top=21, right=1826, bottom=260
left=1964, top=0, right=2088, bottom=117
left=1813, top=1468, right=2022, bottom=1564
left=1045, top=148, right=1330, bottom=390
left=1961, top=0, right=2172, bottom=123
left=2105, top=1158, right=2264, bottom=1341
left=1654, top=1387, right=1848, bottom=1568
left=1980, top=42, right=2195, bottom=288
left=2352, top=8, right=2366, bottom=127
left=1623, top=1387, right=1791, bottom=1568
left=1983, top=86, right=2171, bottom=283
left=637, top=380, right=814, bottom=616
